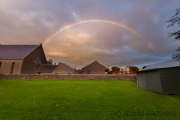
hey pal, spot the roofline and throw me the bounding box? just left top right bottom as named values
left=40, top=44, right=47, bottom=62
left=82, top=61, right=108, bottom=70
left=0, top=59, right=22, bottom=60
left=140, top=59, right=180, bottom=72
left=0, top=43, right=42, bottom=45
left=145, top=59, right=177, bottom=67
left=52, top=63, right=62, bottom=73
left=37, top=64, right=58, bottom=73
left=22, top=44, right=42, bottom=60
left=137, top=66, right=180, bottom=73
left=0, top=44, right=42, bottom=60
left=82, top=61, right=95, bottom=69
left=20, top=44, right=42, bottom=73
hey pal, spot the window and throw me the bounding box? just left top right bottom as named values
left=33, top=58, right=42, bottom=69
left=0, top=62, right=2, bottom=68
left=10, top=62, right=15, bottom=74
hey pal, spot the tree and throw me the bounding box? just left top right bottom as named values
left=76, top=69, right=82, bottom=74
left=167, top=8, right=180, bottom=61
left=142, top=66, right=147, bottom=69
left=111, top=66, right=120, bottom=74
left=128, top=66, right=139, bottom=74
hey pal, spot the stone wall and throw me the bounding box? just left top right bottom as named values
left=0, top=74, right=136, bottom=82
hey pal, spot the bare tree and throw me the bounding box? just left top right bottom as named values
left=167, top=8, right=180, bottom=60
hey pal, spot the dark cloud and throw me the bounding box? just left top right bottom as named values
left=0, top=0, right=179, bottom=68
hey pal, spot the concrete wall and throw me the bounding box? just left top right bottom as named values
left=0, top=60, right=21, bottom=74
left=0, top=74, right=136, bottom=81
left=21, top=44, right=47, bottom=74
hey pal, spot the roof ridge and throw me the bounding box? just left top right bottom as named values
left=0, top=44, right=42, bottom=60
left=143, top=60, right=180, bottom=71
left=82, top=61, right=107, bottom=69
left=22, top=44, right=41, bottom=60
left=44, top=64, right=58, bottom=66
left=0, top=44, right=41, bottom=46
left=147, top=60, right=177, bottom=66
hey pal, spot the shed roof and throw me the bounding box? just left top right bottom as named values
left=143, top=60, right=180, bottom=71
left=37, top=65, right=58, bottom=73
left=0, top=45, right=39, bottom=60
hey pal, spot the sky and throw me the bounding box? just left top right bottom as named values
left=0, top=0, right=180, bottom=69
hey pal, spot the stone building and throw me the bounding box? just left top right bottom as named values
left=0, top=44, right=47, bottom=74
left=82, top=61, right=108, bottom=74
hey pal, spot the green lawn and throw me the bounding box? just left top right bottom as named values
left=0, top=79, right=179, bottom=120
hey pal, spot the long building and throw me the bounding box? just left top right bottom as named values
left=0, top=44, right=47, bottom=74
left=137, top=60, right=180, bottom=94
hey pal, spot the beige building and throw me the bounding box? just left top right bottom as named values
left=0, top=44, right=47, bottom=74
left=37, top=62, right=75, bottom=74
left=107, top=66, right=143, bottom=74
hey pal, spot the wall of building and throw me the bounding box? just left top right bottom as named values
left=21, top=45, right=47, bottom=74
left=146, top=70, right=162, bottom=93
left=82, top=68, right=106, bottom=74
left=52, top=63, right=75, bottom=74
left=160, top=67, right=180, bottom=94
left=137, top=72, right=148, bottom=90
left=0, top=60, right=21, bottom=74
left=0, top=74, right=136, bottom=81
left=137, top=70, right=163, bottom=94
left=82, top=63, right=107, bottom=74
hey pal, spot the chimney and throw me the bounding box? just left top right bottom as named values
left=48, top=59, right=53, bottom=64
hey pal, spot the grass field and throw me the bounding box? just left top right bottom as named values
left=0, top=79, right=180, bottom=120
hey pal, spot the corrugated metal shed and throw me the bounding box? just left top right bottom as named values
left=137, top=60, right=180, bottom=94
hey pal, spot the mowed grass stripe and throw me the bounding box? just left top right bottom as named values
left=0, top=79, right=179, bottom=120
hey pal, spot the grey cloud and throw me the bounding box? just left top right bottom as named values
left=0, top=0, right=180, bottom=68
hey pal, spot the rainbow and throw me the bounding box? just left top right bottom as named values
left=43, top=19, right=143, bottom=45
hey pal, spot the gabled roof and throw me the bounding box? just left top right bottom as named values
left=37, top=65, right=58, bottom=73
left=82, top=61, right=108, bottom=70
left=0, top=45, right=39, bottom=60
left=61, top=63, right=75, bottom=74
left=143, top=60, right=180, bottom=71
left=53, top=63, right=75, bottom=74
